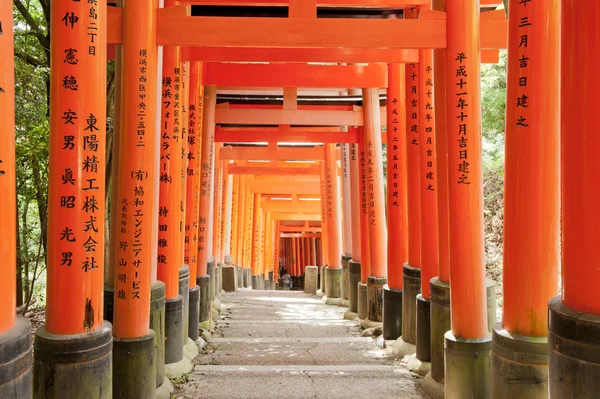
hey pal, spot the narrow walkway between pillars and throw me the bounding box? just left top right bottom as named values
left=175, top=290, right=427, bottom=399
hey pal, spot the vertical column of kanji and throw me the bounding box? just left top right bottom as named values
left=347, top=140, right=362, bottom=315
left=185, top=62, right=203, bottom=343
left=251, top=193, right=261, bottom=289
left=318, top=160, right=328, bottom=294
left=383, top=63, right=408, bottom=341
left=0, top=1, right=33, bottom=396
left=179, top=64, right=191, bottom=339
left=237, top=176, right=247, bottom=287
left=157, top=10, right=189, bottom=372
left=401, top=7, right=422, bottom=355
left=324, top=143, right=343, bottom=304
left=34, top=0, right=112, bottom=397
left=357, top=134, right=371, bottom=321
left=340, top=144, right=353, bottom=302
left=362, top=87, right=387, bottom=325
left=415, top=45, right=439, bottom=366
left=243, top=180, right=254, bottom=286
left=427, top=0, right=452, bottom=390
left=212, top=145, right=223, bottom=295
left=444, top=1, right=491, bottom=397
left=222, top=162, right=232, bottom=264
left=274, top=222, right=281, bottom=283
left=546, top=1, right=597, bottom=398
left=197, top=85, right=216, bottom=310
left=263, top=211, right=272, bottom=288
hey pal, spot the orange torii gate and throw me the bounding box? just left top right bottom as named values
left=13, top=1, right=600, bottom=399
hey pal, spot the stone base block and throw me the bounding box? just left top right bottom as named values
left=492, top=322, right=548, bottom=399
left=224, top=254, right=233, bottom=265
left=156, top=377, right=175, bottom=399
left=357, top=282, right=368, bottom=320
left=423, top=372, right=445, bottom=399
left=188, top=286, right=200, bottom=342
left=165, top=295, right=184, bottom=365
left=367, top=275, right=386, bottom=322
left=344, top=310, right=358, bottom=320
left=112, top=331, right=154, bottom=399
left=251, top=274, right=260, bottom=290
left=304, top=266, right=318, bottom=294
left=150, top=281, right=166, bottom=388
left=34, top=321, right=112, bottom=399
left=183, top=337, right=199, bottom=362
left=383, top=286, right=403, bottom=341
left=216, top=263, right=224, bottom=294
left=407, top=353, right=431, bottom=376
left=402, top=263, right=421, bottom=345
left=430, top=277, right=450, bottom=383
left=244, top=268, right=251, bottom=288
left=0, top=316, right=32, bottom=399
left=325, top=267, right=343, bottom=299
left=416, top=294, right=431, bottom=362
left=341, top=254, right=351, bottom=301
left=360, top=319, right=383, bottom=329
left=237, top=266, right=243, bottom=289
left=164, top=356, right=193, bottom=380
left=207, top=259, right=216, bottom=301
left=348, top=260, right=361, bottom=313
left=340, top=299, right=350, bottom=307
left=548, top=296, right=600, bottom=399
left=222, top=265, right=238, bottom=292
left=445, top=332, right=492, bottom=399
left=393, top=336, right=416, bottom=359
left=326, top=297, right=343, bottom=306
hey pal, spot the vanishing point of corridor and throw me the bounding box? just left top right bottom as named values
left=175, top=290, right=427, bottom=399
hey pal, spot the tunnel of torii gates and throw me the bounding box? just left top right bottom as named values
left=1, top=0, right=599, bottom=398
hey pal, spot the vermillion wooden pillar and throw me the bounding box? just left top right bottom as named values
left=274, top=222, right=281, bottom=282
left=548, top=2, right=600, bottom=397
left=197, top=86, right=216, bottom=278
left=427, top=0, right=453, bottom=388
left=324, top=144, right=343, bottom=301
left=231, top=175, right=240, bottom=264
left=222, top=163, right=232, bottom=264
left=237, top=176, right=246, bottom=267
left=383, top=63, right=408, bottom=340
left=341, top=144, right=353, bottom=301
left=362, top=88, right=387, bottom=323
left=415, top=45, right=439, bottom=364
left=35, top=0, right=112, bottom=395
left=444, top=1, right=491, bottom=397
left=184, top=62, right=203, bottom=343
left=264, top=212, right=273, bottom=285
left=348, top=142, right=362, bottom=314
left=251, top=193, right=262, bottom=287
left=212, top=145, right=222, bottom=264
left=319, top=160, right=328, bottom=293
left=243, top=182, right=254, bottom=272
left=357, top=137, right=372, bottom=320
left=0, top=0, right=16, bottom=335
left=0, top=1, right=33, bottom=395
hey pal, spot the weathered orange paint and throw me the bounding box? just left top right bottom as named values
left=47, top=0, right=107, bottom=335
left=251, top=193, right=262, bottom=275
left=212, top=145, right=222, bottom=262
left=418, top=47, right=439, bottom=300
left=325, top=144, right=342, bottom=269
left=230, top=175, right=240, bottom=264
left=219, top=161, right=229, bottom=262
left=157, top=22, right=183, bottom=299
left=386, top=64, right=408, bottom=289
left=363, top=88, right=387, bottom=278
left=447, top=0, right=487, bottom=339
left=349, top=143, right=362, bottom=263
left=0, top=0, right=16, bottom=333
left=113, top=0, right=156, bottom=338
left=319, top=161, right=329, bottom=267
left=432, top=0, right=450, bottom=284
left=197, top=85, right=216, bottom=277
left=559, top=1, right=600, bottom=314
left=358, top=139, right=371, bottom=283
left=184, top=62, right=203, bottom=288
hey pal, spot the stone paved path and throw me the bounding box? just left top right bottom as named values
left=175, top=290, right=428, bottom=399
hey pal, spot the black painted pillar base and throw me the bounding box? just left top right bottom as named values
left=188, top=285, right=200, bottom=341
left=367, top=275, right=387, bottom=322
left=179, top=265, right=190, bottom=341
left=164, top=295, right=184, bottom=365
left=383, top=286, right=403, bottom=340
left=402, top=263, right=421, bottom=345
left=113, top=331, right=155, bottom=399
left=0, top=316, right=32, bottom=398
left=103, top=283, right=114, bottom=324
left=34, top=321, right=112, bottom=398
left=348, top=260, right=361, bottom=313
left=197, top=275, right=211, bottom=330
left=207, top=259, right=216, bottom=302
left=252, top=274, right=261, bottom=290
left=416, top=294, right=431, bottom=362
left=150, top=281, right=166, bottom=389
left=430, top=277, right=450, bottom=383
left=548, top=296, right=600, bottom=399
